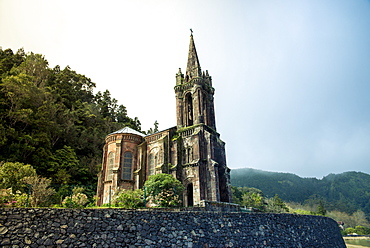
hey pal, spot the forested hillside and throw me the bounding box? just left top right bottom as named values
left=0, top=48, right=141, bottom=186
left=231, top=168, right=370, bottom=218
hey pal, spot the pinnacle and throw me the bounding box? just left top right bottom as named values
left=186, top=34, right=201, bottom=79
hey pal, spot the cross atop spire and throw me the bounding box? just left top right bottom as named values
left=186, top=32, right=202, bottom=79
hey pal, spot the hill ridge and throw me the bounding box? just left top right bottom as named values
left=230, top=168, right=370, bottom=217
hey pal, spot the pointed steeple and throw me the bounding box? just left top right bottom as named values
left=186, top=33, right=202, bottom=80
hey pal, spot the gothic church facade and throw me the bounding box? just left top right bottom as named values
left=96, top=34, right=232, bottom=206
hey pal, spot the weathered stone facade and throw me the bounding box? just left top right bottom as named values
left=97, top=34, right=232, bottom=206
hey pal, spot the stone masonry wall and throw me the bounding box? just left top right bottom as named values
left=0, top=208, right=345, bottom=248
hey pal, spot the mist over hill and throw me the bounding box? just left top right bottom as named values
left=230, top=168, right=370, bottom=217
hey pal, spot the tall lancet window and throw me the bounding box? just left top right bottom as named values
left=148, top=153, right=156, bottom=176
left=106, top=152, right=114, bottom=181
left=122, top=152, right=133, bottom=180
left=185, top=93, right=193, bottom=126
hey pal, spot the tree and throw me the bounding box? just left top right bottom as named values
left=317, top=200, right=327, bottom=216
left=231, top=186, right=243, bottom=205
left=0, top=48, right=25, bottom=77
left=354, top=226, right=369, bottom=235
left=0, top=48, right=142, bottom=188
left=144, top=173, right=184, bottom=207
left=153, top=120, right=159, bottom=133
left=351, top=210, right=370, bottom=227
left=49, top=145, right=79, bottom=184
left=265, top=194, right=289, bottom=213
left=22, top=175, right=55, bottom=207
left=345, top=227, right=356, bottom=235
left=242, top=192, right=265, bottom=210
left=0, top=162, right=36, bottom=192
left=326, top=210, right=369, bottom=229
left=232, top=186, right=265, bottom=209
left=145, top=120, right=159, bottom=135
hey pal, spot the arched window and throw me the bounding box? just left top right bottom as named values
left=106, top=152, right=114, bottom=181
left=186, top=147, right=193, bottom=163
left=185, top=93, right=193, bottom=126
left=148, top=153, right=156, bottom=176
left=122, top=152, right=133, bottom=180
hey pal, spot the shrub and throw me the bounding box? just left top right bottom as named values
left=144, top=173, right=184, bottom=207
left=0, top=188, right=12, bottom=207
left=113, top=189, right=143, bottom=209
left=22, top=176, right=55, bottom=207
left=154, top=189, right=181, bottom=207
left=62, top=192, right=89, bottom=208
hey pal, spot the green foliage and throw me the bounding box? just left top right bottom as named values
left=354, top=226, right=370, bottom=235
left=0, top=48, right=142, bottom=187
left=0, top=188, right=12, bottom=207
left=232, top=186, right=289, bottom=213
left=22, top=175, right=56, bottom=207
left=0, top=188, right=28, bottom=207
left=113, top=189, right=143, bottom=209
left=241, top=191, right=265, bottom=210
left=317, top=200, right=327, bottom=216
left=231, top=168, right=321, bottom=202
left=231, top=168, right=370, bottom=219
left=49, top=146, right=79, bottom=184
left=145, top=120, right=159, bottom=135
left=154, top=189, right=181, bottom=207
left=291, top=208, right=313, bottom=215
left=232, top=186, right=263, bottom=205
left=0, top=162, right=36, bottom=193
left=287, top=204, right=370, bottom=230
left=344, top=227, right=356, bottom=235
left=231, top=186, right=243, bottom=205
left=72, top=186, right=85, bottom=195
left=62, top=192, right=89, bottom=208
left=57, top=186, right=94, bottom=208
left=265, top=194, right=289, bottom=213
left=144, top=173, right=184, bottom=207
left=343, top=226, right=370, bottom=235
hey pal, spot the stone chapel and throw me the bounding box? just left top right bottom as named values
left=96, top=34, right=232, bottom=207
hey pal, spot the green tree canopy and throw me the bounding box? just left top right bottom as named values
left=231, top=168, right=370, bottom=219
left=0, top=48, right=142, bottom=187
left=0, top=162, right=36, bottom=192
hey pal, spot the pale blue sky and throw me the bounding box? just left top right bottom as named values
left=1, top=0, right=369, bottom=178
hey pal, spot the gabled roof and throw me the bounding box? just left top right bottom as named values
left=109, top=127, right=145, bottom=137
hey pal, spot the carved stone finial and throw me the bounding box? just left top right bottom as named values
left=190, top=28, right=193, bottom=35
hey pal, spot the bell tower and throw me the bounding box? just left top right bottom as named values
left=175, top=34, right=216, bottom=130
left=174, top=33, right=232, bottom=205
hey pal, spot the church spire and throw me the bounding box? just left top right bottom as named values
left=186, top=32, right=202, bottom=79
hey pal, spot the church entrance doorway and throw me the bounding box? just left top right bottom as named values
left=187, top=183, right=194, bottom=207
